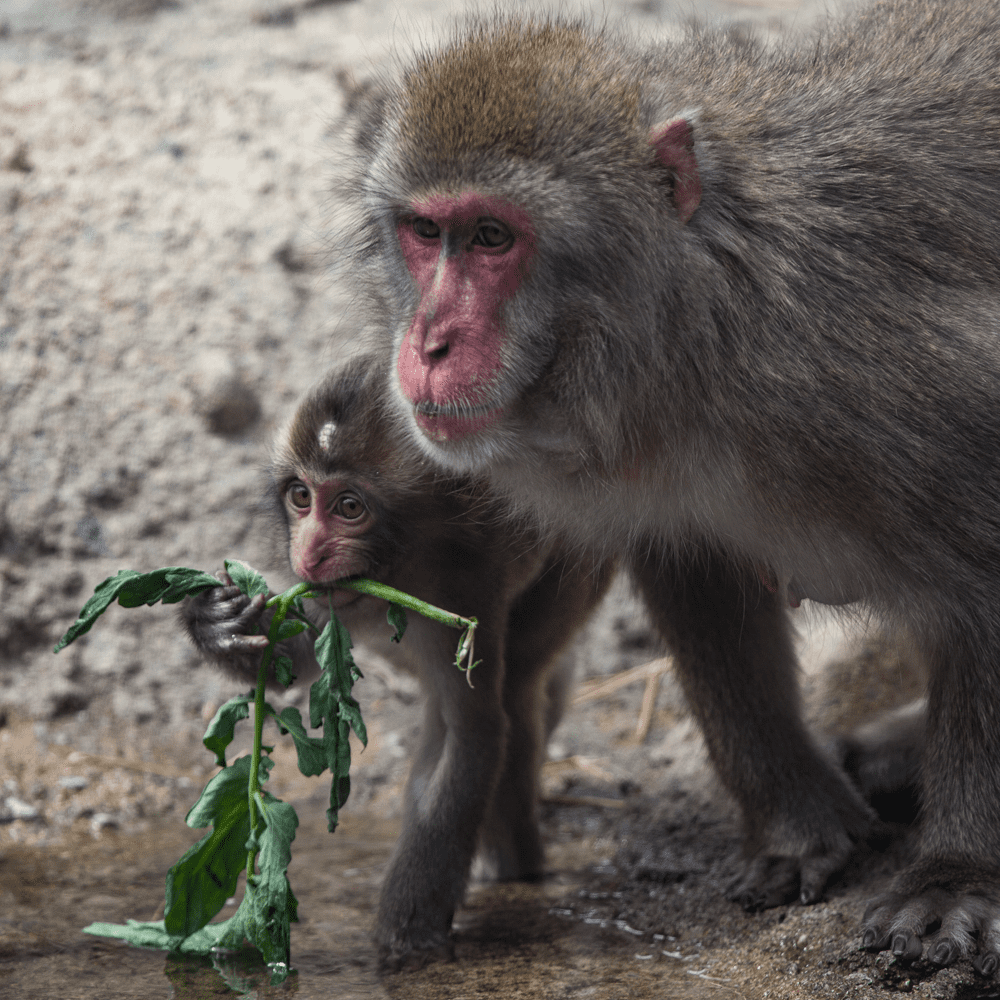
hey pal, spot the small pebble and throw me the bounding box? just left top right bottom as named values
left=90, top=813, right=119, bottom=835
left=4, top=797, right=40, bottom=821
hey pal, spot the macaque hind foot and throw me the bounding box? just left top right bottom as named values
left=730, top=790, right=874, bottom=911
left=729, top=842, right=858, bottom=912
left=862, top=862, right=1000, bottom=973
left=375, top=924, right=456, bottom=974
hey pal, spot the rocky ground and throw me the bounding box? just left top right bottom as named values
left=2, top=1, right=995, bottom=998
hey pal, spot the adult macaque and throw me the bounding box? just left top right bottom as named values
left=351, top=0, right=1000, bottom=972
left=182, top=352, right=612, bottom=969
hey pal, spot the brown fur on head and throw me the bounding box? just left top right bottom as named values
left=400, top=19, right=644, bottom=165
left=275, top=351, right=422, bottom=499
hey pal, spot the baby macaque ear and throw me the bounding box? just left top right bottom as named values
left=650, top=118, right=702, bottom=224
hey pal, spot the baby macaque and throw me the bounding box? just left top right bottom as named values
left=182, top=351, right=612, bottom=968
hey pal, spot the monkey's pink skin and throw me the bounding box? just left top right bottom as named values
left=412, top=404, right=502, bottom=440
left=287, top=477, right=373, bottom=583
left=396, top=192, right=535, bottom=435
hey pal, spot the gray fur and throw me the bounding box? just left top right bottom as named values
left=351, top=0, right=1000, bottom=970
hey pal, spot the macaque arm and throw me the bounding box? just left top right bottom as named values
left=374, top=608, right=508, bottom=970
left=632, top=541, right=874, bottom=909
left=481, top=556, right=614, bottom=880
left=180, top=570, right=319, bottom=686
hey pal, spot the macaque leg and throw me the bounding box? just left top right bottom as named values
left=374, top=615, right=508, bottom=969
left=480, top=560, right=613, bottom=880
left=542, top=651, right=575, bottom=743
left=631, top=542, right=874, bottom=909
left=837, top=698, right=925, bottom=823
left=862, top=622, right=1000, bottom=968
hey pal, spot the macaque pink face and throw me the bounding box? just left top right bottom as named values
left=285, top=476, right=373, bottom=598
left=396, top=192, right=536, bottom=441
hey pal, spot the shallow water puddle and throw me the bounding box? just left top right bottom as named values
left=0, top=801, right=733, bottom=999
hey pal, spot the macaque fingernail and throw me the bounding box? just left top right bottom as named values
left=930, top=942, right=952, bottom=965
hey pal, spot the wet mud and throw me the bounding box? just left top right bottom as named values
left=3, top=743, right=996, bottom=1000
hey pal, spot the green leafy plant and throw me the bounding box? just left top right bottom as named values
left=54, top=560, right=479, bottom=984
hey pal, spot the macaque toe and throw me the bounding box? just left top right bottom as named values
left=892, top=931, right=924, bottom=962
left=928, top=937, right=960, bottom=966
left=861, top=879, right=1000, bottom=968
left=862, top=926, right=889, bottom=951
left=729, top=836, right=857, bottom=913
left=799, top=853, right=847, bottom=905
left=862, top=892, right=939, bottom=963
left=974, top=952, right=999, bottom=977
left=728, top=856, right=800, bottom=912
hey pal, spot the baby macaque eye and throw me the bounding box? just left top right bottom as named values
left=412, top=217, right=440, bottom=239
left=336, top=494, right=365, bottom=519
left=287, top=481, right=311, bottom=509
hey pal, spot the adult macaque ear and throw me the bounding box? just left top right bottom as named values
left=650, top=118, right=702, bottom=225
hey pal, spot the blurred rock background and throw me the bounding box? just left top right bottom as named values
left=0, top=0, right=849, bottom=814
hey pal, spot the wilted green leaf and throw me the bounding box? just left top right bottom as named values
left=324, top=715, right=352, bottom=832
left=214, top=793, right=299, bottom=967
left=165, top=757, right=254, bottom=936
left=84, top=779, right=297, bottom=969
left=54, top=567, right=221, bottom=652
left=313, top=614, right=355, bottom=704
left=273, top=655, right=296, bottom=687
left=270, top=706, right=327, bottom=777
left=160, top=568, right=227, bottom=605
left=202, top=695, right=253, bottom=767
left=224, top=559, right=269, bottom=599
left=387, top=603, right=407, bottom=643
left=308, top=610, right=368, bottom=832
left=276, top=619, right=307, bottom=642
left=338, top=694, right=367, bottom=748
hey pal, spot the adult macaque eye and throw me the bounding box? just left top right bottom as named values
left=412, top=217, right=440, bottom=239
left=335, top=494, right=366, bottom=519
left=473, top=219, right=512, bottom=249
left=287, top=481, right=311, bottom=509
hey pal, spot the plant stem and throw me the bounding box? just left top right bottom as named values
left=335, top=577, right=475, bottom=630
left=248, top=582, right=314, bottom=874
left=334, top=577, right=480, bottom=681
